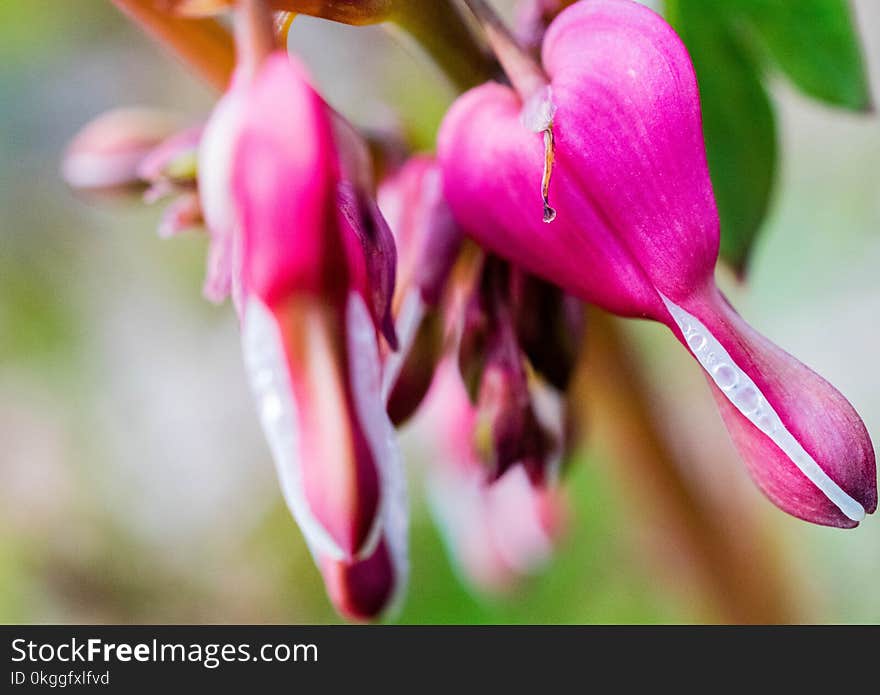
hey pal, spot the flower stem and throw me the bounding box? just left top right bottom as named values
left=389, top=0, right=496, bottom=91
left=111, top=0, right=235, bottom=92
left=235, top=0, right=275, bottom=78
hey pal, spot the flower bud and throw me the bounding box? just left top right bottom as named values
left=138, top=123, right=202, bottom=196
left=62, top=107, right=180, bottom=194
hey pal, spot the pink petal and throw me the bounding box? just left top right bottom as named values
left=62, top=107, right=180, bottom=193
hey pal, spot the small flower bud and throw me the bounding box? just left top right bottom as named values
left=62, top=107, right=180, bottom=194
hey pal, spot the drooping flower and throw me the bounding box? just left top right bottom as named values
left=415, top=359, right=566, bottom=592
left=439, top=0, right=876, bottom=527
left=458, top=257, right=564, bottom=485
left=200, top=46, right=406, bottom=618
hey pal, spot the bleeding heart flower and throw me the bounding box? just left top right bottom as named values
left=201, top=48, right=406, bottom=618
left=438, top=0, right=876, bottom=527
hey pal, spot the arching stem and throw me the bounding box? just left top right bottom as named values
left=235, top=0, right=275, bottom=79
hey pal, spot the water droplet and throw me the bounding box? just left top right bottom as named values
left=261, top=394, right=282, bottom=422
left=713, top=364, right=738, bottom=390
left=756, top=411, right=777, bottom=433
left=734, top=386, right=760, bottom=414
left=253, top=368, right=273, bottom=390
left=687, top=332, right=706, bottom=352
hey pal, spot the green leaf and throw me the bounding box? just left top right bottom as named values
left=667, top=0, right=777, bottom=273
left=730, top=0, right=871, bottom=111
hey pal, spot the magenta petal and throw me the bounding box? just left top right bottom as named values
left=438, top=0, right=718, bottom=318
left=439, top=80, right=660, bottom=318
left=321, top=538, right=396, bottom=621
left=232, top=53, right=342, bottom=305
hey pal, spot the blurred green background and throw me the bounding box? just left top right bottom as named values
left=1, top=0, right=878, bottom=623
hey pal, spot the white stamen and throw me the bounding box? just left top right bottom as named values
left=661, top=294, right=865, bottom=522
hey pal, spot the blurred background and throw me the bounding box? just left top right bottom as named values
left=1, top=0, right=878, bottom=623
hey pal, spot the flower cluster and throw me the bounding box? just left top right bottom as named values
left=64, top=0, right=875, bottom=619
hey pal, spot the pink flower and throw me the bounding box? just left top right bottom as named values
left=200, top=51, right=406, bottom=617
left=62, top=107, right=181, bottom=194
left=438, top=0, right=876, bottom=527
left=458, top=257, right=561, bottom=485
left=416, top=360, right=566, bottom=592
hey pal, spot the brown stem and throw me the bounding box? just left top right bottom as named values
left=235, top=0, right=275, bottom=78
left=112, top=0, right=235, bottom=91
left=461, top=0, right=547, bottom=97
left=582, top=309, right=794, bottom=623
left=268, top=1, right=496, bottom=90
left=390, top=0, right=495, bottom=91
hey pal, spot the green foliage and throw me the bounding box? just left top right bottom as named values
left=732, top=0, right=871, bottom=110
left=665, top=0, right=870, bottom=273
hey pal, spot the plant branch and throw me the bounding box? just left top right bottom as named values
left=112, top=0, right=235, bottom=92
left=461, top=0, right=547, bottom=97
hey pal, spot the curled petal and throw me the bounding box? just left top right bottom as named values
left=242, top=295, right=383, bottom=559
left=337, top=182, right=398, bottom=349
left=668, top=288, right=876, bottom=527
left=378, top=155, right=464, bottom=424
left=138, top=123, right=203, bottom=187
left=157, top=191, right=202, bottom=239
